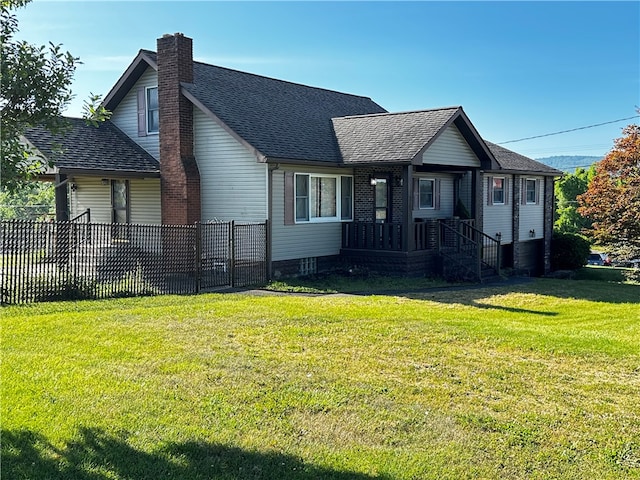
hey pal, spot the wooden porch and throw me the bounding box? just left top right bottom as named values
left=341, top=219, right=501, bottom=282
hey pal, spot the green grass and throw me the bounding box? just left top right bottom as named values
left=3, top=278, right=640, bottom=479
left=576, top=265, right=639, bottom=284
left=266, top=273, right=450, bottom=294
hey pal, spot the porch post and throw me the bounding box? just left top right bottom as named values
left=54, top=173, right=69, bottom=222
left=403, top=165, right=412, bottom=251
left=472, top=169, right=483, bottom=231
left=542, top=176, right=554, bottom=274
left=512, top=175, right=521, bottom=271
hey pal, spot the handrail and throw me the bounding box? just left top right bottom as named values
left=439, top=220, right=501, bottom=281
left=71, top=208, right=91, bottom=223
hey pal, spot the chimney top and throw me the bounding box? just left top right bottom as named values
left=162, top=32, right=184, bottom=38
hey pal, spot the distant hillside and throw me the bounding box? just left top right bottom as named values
left=535, top=155, right=602, bottom=173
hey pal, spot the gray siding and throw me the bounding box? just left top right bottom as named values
left=518, top=177, right=545, bottom=241
left=271, top=165, right=351, bottom=262
left=193, top=108, right=267, bottom=222
left=111, top=67, right=159, bottom=160
left=482, top=175, right=513, bottom=243
left=412, top=173, right=455, bottom=220
left=70, top=176, right=111, bottom=223
left=129, top=178, right=161, bottom=225
left=70, top=176, right=161, bottom=225
left=422, top=125, right=481, bottom=167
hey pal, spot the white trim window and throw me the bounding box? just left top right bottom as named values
left=525, top=178, right=538, bottom=204
left=419, top=178, right=435, bottom=209
left=492, top=177, right=505, bottom=205
left=146, top=86, right=159, bottom=134
left=294, top=174, right=353, bottom=223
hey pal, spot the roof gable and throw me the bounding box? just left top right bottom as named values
left=333, top=107, right=497, bottom=169
left=103, top=50, right=158, bottom=111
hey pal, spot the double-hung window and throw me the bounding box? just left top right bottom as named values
left=294, top=174, right=353, bottom=223
left=492, top=177, right=505, bottom=205
left=525, top=178, right=537, bottom=204
left=146, top=87, right=159, bottom=134
left=419, top=179, right=435, bottom=209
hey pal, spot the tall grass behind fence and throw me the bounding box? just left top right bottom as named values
left=1, top=220, right=268, bottom=304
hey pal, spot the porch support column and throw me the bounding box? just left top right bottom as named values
left=402, top=164, right=412, bottom=251
left=55, top=173, right=69, bottom=222
left=472, top=169, right=482, bottom=230
left=542, top=176, right=555, bottom=275
left=512, top=175, right=522, bottom=271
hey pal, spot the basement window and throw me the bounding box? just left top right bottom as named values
left=299, top=257, right=317, bottom=276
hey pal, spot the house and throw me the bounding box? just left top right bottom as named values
left=26, top=33, right=561, bottom=280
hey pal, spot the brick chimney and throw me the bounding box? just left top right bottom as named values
left=157, top=33, right=201, bottom=225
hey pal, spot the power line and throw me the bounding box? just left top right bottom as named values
left=498, top=115, right=640, bottom=145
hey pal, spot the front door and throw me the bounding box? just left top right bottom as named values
left=373, top=177, right=390, bottom=223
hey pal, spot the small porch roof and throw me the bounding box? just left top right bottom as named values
left=332, top=106, right=498, bottom=170
left=25, top=117, right=160, bottom=178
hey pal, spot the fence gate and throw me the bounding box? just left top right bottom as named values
left=230, top=222, right=268, bottom=288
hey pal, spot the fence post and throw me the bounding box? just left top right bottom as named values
left=230, top=221, right=235, bottom=288
left=195, top=222, right=202, bottom=293
left=265, top=219, right=271, bottom=282
left=496, top=237, right=501, bottom=277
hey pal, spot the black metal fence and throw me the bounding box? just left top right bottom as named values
left=1, top=220, right=269, bottom=304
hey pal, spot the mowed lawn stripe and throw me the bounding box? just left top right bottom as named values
left=2, top=278, right=639, bottom=479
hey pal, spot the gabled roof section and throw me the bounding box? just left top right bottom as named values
left=332, top=106, right=498, bottom=169
left=485, top=141, right=562, bottom=176
left=103, top=49, right=158, bottom=111
left=25, top=118, right=159, bottom=176
left=182, top=61, right=387, bottom=163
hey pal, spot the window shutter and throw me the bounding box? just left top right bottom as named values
left=412, top=178, right=419, bottom=210
left=536, top=179, right=541, bottom=205
left=521, top=178, right=527, bottom=205
left=504, top=177, right=510, bottom=205
left=487, top=176, right=493, bottom=205
left=284, top=171, right=294, bottom=225
left=137, top=87, right=147, bottom=137
left=434, top=179, right=441, bottom=210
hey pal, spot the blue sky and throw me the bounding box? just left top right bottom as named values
left=15, top=1, right=640, bottom=160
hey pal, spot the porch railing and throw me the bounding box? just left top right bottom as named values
left=342, top=222, right=405, bottom=251
left=342, top=219, right=477, bottom=252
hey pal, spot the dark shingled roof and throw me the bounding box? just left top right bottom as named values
left=181, top=61, right=387, bottom=163
left=25, top=118, right=159, bottom=175
left=485, top=141, right=562, bottom=176
left=332, top=107, right=460, bottom=164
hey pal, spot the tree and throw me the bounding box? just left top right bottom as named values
left=554, top=166, right=595, bottom=234
left=0, top=0, right=110, bottom=193
left=578, top=124, right=640, bottom=260
left=1, top=0, right=78, bottom=191
left=0, top=181, right=54, bottom=220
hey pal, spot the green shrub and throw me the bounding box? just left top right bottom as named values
left=551, top=232, right=591, bottom=270
left=621, top=268, right=640, bottom=284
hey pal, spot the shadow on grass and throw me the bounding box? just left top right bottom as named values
left=3, top=428, right=386, bottom=480
left=401, top=277, right=640, bottom=310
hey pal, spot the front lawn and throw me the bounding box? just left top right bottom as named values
left=2, top=279, right=639, bottom=479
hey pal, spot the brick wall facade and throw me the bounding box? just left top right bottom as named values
left=158, top=33, right=201, bottom=225
left=353, top=166, right=404, bottom=223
